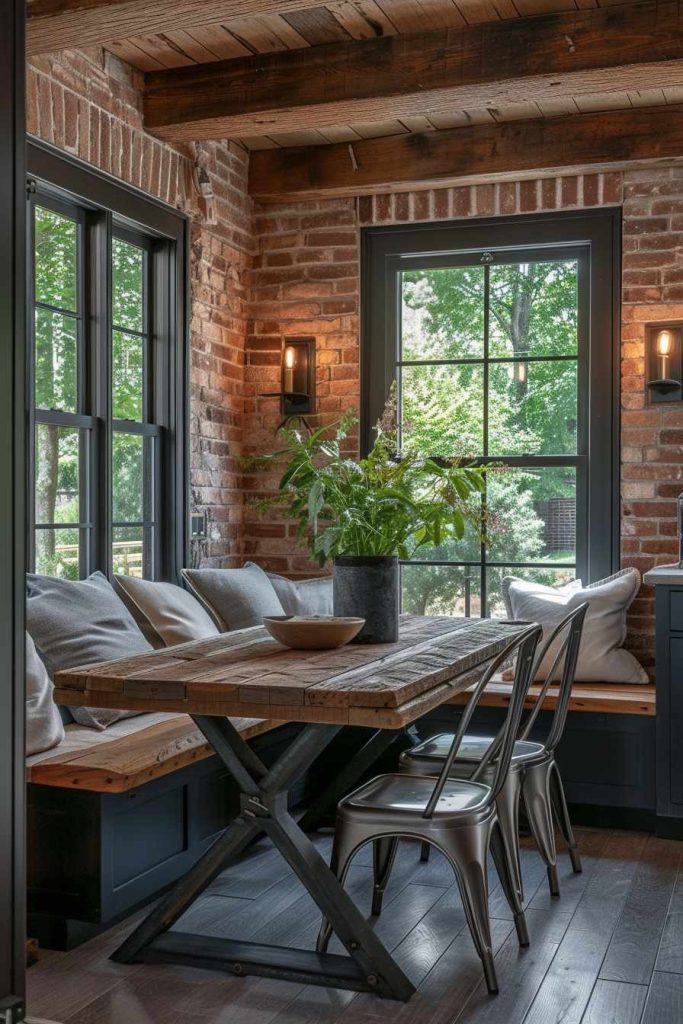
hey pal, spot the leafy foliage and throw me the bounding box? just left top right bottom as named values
left=248, top=405, right=486, bottom=566
left=399, top=259, right=580, bottom=614
left=33, top=205, right=148, bottom=578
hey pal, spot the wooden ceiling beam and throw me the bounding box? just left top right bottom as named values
left=248, top=103, right=683, bottom=200
left=142, top=0, right=683, bottom=141
left=26, top=0, right=326, bottom=57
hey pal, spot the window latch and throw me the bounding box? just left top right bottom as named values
left=480, top=252, right=494, bottom=265
left=26, top=178, right=37, bottom=196
left=0, top=996, right=24, bottom=1024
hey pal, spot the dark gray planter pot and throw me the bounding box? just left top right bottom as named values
left=333, top=555, right=399, bottom=644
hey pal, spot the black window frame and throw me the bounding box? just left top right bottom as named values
left=362, top=208, right=621, bottom=608
left=26, top=139, right=189, bottom=582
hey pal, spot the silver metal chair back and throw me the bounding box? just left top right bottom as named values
left=422, top=623, right=542, bottom=819
left=517, top=603, right=588, bottom=754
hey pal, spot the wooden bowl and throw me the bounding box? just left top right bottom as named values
left=263, top=615, right=365, bottom=650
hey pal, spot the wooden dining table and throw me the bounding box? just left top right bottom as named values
left=54, top=613, right=527, bottom=1002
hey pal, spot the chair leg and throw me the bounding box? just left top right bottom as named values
left=548, top=762, right=582, bottom=874
left=495, top=771, right=524, bottom=904
left=437, top=824, right=499, bottom=995
left=316, top=825, right=360, bottom=953
left=420, top=841, right=431, bottom=863
left=489, top=818, right=529, bottom=948
left=372, top=836, right=399, bottom=916
left=522, top=762, right=560, bottom=899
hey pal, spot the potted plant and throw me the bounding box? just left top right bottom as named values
left=249, top=405, right=485, bottom=643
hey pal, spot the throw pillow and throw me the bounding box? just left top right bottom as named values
left=114, top=574, right=220, bottom=648
left=181, top=562, right=284, bottom=631
left=26, top=571, right=152, bottom=729
left=263, top=567, right=333, bottom=617
left=502, top=568, right=648, bottom=684
left=26, top=632, right=64, bottom=756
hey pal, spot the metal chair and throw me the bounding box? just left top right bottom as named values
left=316, top=624, right=542, bottom=995
left=397, top=603, right=588, bottom=903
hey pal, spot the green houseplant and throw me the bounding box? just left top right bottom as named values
left=250, top=402, right=485, bottom=642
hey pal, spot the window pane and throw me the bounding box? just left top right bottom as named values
left=402, top=564, right=481, bottom=618
left=401, top=267, right=485, bottom=360
left=113, top=330, right=144, bottom=421
left=401, top=364, right=484, bottom=457
left=112, top=237, right=144, bottom=332
left=486, top=467, right=577, bottom=564
left=487, top=565, right=577, bottom=618
left=34, top=206, right=78, bottom=312
left=35, top=527, right=83, bottom=579
left=488, top=359, right=578, bottom=456
left=35, top=308, right=78, bottom=413
left=112, top=432, right=152, bottom=523
left=112, top=526, right=148, bottom=578
left=35, top=424, right=81, bottom=525
left=489, top=261, right=578, bottom=358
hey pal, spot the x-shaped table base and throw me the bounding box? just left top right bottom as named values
left=112, top=716, right=415, bottom=1001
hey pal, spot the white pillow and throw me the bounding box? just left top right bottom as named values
left=114, top=575, right=220, bottom=648
left=181, top=562, right=284, bottom=632
left=502, top=568, right=648, bottom=684
left=264, top=568, right=333, bottom=617
left=26, top=632, right=64, bottom=756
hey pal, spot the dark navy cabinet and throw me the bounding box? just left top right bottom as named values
left=645, top=565, right=683, bottom=836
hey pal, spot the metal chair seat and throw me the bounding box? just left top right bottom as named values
left=342, top=772, right=492, bottom=819
left=403, top=732, right=545, bottom=768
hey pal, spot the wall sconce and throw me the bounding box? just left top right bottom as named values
left=281, top=337, right=316, bottom=416
left=647, top=322, right=683, bottom=403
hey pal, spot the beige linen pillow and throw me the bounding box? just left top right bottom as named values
left=502, top=568, right=648, bottom=684
left=114, top=575, right=220, bottom=648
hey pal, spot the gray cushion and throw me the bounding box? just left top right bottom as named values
left=265, top=569, right=333, bottom=617
left=26, top=571, right=152, bottom=729
left=26, top=632, right=64, bottom=756
left=502, top=568, right=648, bottom=684
left=181, top=563, right=284, bottom=632
left=114, top=574, right=220, bottom=648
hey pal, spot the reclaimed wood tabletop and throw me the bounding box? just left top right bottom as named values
left=54, top=614, right=527, bottom=729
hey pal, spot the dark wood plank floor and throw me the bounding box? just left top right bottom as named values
left=26, top=827, right=683, bottom=1024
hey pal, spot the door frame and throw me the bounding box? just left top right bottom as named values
left=0, top=0, right=26, bottom=1010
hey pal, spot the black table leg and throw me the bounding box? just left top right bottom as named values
left=297, top=727, right=407, bottom=833
left=111, top=718, right=415, bottom=1002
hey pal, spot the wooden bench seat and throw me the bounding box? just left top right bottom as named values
left=446, top=678, right=656, bottom=716
left=27, top=712, right=282, bottom=793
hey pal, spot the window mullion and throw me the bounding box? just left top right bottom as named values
left=481, top=263, right=490, bottom=615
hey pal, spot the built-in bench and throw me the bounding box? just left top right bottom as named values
left=446, top=678, right=656, bottom=716
left=27, top=712, right=299, bottom=950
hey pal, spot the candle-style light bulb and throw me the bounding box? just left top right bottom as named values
left=657, top=329, right=673, bottom=379
left=283, top=346, right=295, bottom=393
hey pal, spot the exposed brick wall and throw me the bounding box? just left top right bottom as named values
left=620, top=168, right=683, bottom=671
left=27, top=47, right=254, bottom=567
left=246, top=168, right=683, bottom=673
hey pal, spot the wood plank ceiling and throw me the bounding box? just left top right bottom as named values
left=27, top=0, right=683, bottom=200
left=29, top=0, right=683, bottom=151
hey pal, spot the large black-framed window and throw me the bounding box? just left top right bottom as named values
left=362, top=209, right=620, bottom=617
left=26, top=140, right=188, bottom=582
